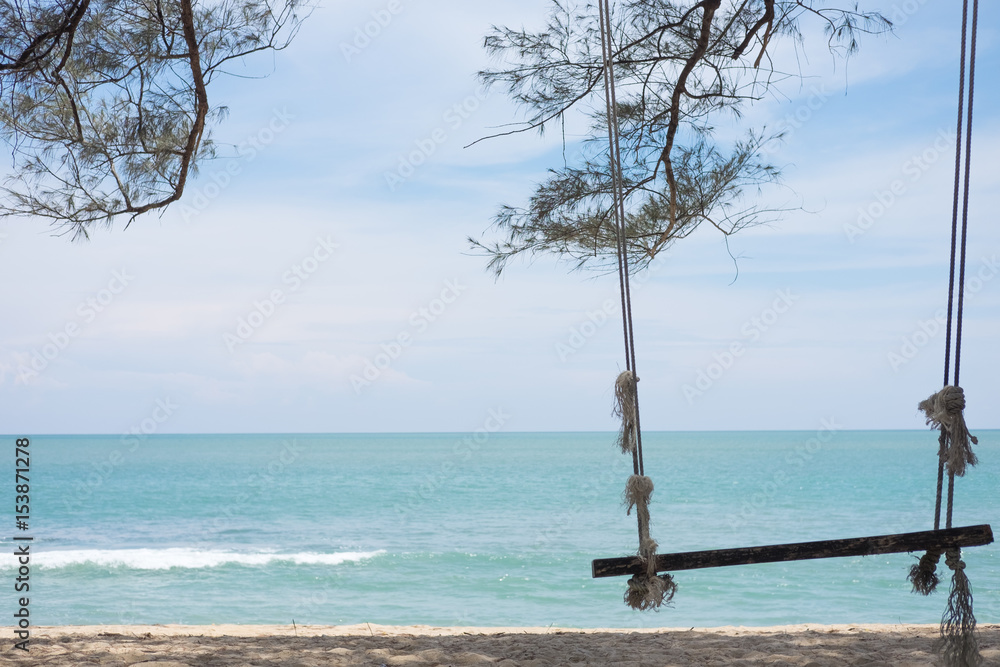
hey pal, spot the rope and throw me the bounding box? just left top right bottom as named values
left=937, top=548, right=980, bottom=667
left=598, top=0, right=668, bottom=610
left=912, top=4, right=983, bottom=665
left=954, top=0, right=978, bottom=389
left=942, top=0, right=970, bottom=391
left=934, top=0, right=979, bottom=533
left=598, top=0, right=645, bottom=481
left=623, top=475, right=676, bottom=609
left=936, top=0, right=969, bottom=534
left=919, top=386, right=979, bottom=480
left=908, top=548, right=942, bottom=596
left=934, top=435, right=945, bottom=531
left=911, top=383, right=978, bottom=600
left=613, top=370, right=639, bottom=456
left=598, top=0, right=644, bottom=477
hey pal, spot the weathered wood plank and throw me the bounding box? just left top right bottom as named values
left=592, top=524, right=994, bottom=578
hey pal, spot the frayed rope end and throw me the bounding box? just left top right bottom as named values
left=908, top=550, right=942, bottom=596
left=613, top=371, right=638, bottom=454
left=934, top=549, right=982, bottom=667
left=624, top=573, right=676, bottom=611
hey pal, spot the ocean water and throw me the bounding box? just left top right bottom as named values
left=2, top=431, right=997, bottom=628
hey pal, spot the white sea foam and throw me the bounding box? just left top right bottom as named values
left=21, top=548, right=385, bottom=570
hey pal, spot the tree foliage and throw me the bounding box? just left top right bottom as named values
left=0, top=0, right=307, bottom=238
left=471, top=0, right=891, bottom=275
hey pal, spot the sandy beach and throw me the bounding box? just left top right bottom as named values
left=7, top=623, right=998, bottom=666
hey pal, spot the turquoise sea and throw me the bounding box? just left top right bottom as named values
left=2, top=431, right=997, bottom=628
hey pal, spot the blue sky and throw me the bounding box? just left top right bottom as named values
left=1, top=0, right=998, bottom=434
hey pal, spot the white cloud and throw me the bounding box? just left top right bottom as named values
left=1, top=0, right=998, bottom=432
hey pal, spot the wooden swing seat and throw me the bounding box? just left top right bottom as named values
left=592, top=524, right=994, bottom=578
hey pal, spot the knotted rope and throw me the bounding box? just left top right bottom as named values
left=910, top=384, right=981, bottom=664
left=623, top=475, right=676, bottom=609
left=597, top=0, right=670, bottom=610
left=919, top=386, right=978, bottom=480
left=908, top=4, right=983, bottom=666
left=908, top=549, right=942, bottom=596
left=613, top=371, right=638, bottom=456
left=936, top=548, right=980, bottom=667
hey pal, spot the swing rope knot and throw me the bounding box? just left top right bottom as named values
left=908, top=549, right=943, bottom=595
left=936, top=548, right=981, bottom=667
left=918, top=385, right=978, bottom=477
left=597, top=0, right=667, bottom=611
left=622, top=474, right=675, bottom=609
left=625, top=571, right=676, bottom=611
left=624, top=474, right=654, bottom=517
left=613, top=371, right=638, bottom=454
